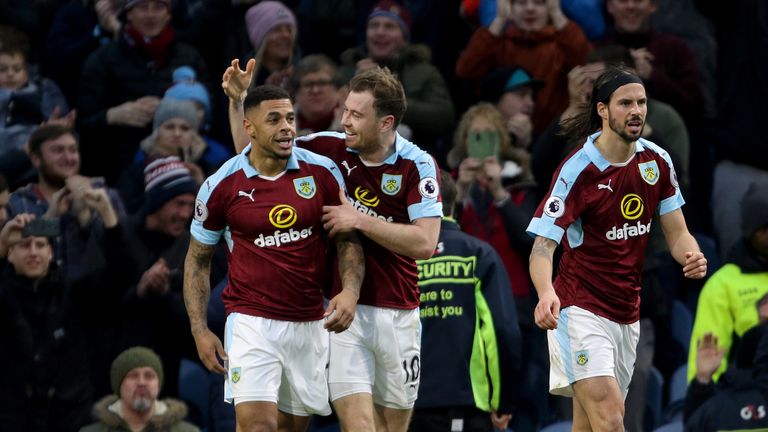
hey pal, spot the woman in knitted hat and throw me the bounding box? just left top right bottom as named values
left=116, top=98, right=207, bottom=214
left=243, top=0, right=299, bottom=87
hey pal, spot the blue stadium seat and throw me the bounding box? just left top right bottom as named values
left=646, top=367, right=664, bottom=430
left=179, top=357, right=209, bottom=430
left=654, top=419, right=683, bottom=432
left=671, top=300, right=693, bottom=356
left=540, top=420, right=573, bottom=432
left=664, top=365, right=688, bottom=422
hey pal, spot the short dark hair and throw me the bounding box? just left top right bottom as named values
left=0, top=25, right=30, bottom=59
left=439, top=170, right=456, bottom=217
left=289, top=54, right=343, bottom=95
left=348, top=67, right=407, bottom=128
left=243, top=85, right=292, bottom=113
left=585, top=45, right=636, bottom=70
left=28, top=125, right=78, bottom=156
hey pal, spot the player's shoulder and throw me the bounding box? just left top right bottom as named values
left=555, top=145, right=595, bottom=186
left=203, top=153, right=245, bottom=193
left=395, top=134, right=434, bottom=164
left=295, top=131, right=346, bottom=146
left=293, top=146, right=341, bottom=173
left=637, top=138, right=673, bottom=164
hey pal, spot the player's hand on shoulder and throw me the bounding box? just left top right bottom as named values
left=193, top=328, right=228, bottom=374
left=683, top=251, right=707, bottom=279
left=322, top=189, right=360, bottom=237
left=534, top=289, right=560, bottom=330
left=324, top=290, right=357, bottom=333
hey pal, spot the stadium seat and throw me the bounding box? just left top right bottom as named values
left=179, top=357, right=209, bottom=430
left=664, top=364, right=688, bottom=422
left=540, top=420, right=573, bottom=432
left=654, top=419, right=683, bottom=432
left=646, top=367, right=664, bottom=430
left=671, top=300, right=693, bottom=356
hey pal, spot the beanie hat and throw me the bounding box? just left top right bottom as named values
left=741, top=182, right=768, bottom=237
left=165, top=66, right=211, bottom=120
left=368, top=0, right=413, bottom=40
left=480, top=67, right=545, bottom=103
left=123, top=0, right=171, bottom=13
left=245, top=1, right=297, bottom=50
left=144, top=156, right=198, bottom=215
left=110, top=346, right=164, bottom=395
left=153, top=98, right=200, bottom=131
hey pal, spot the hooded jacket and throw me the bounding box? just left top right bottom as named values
left=688, top=239, right=768, bottom=382
left=340, top=43, right=455, bottom=146
left=79, top=395, right=198, bottom=432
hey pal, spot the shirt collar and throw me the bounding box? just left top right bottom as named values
left=238, top=143, right=300, bottom=178
left=584, top=132, right=645, bottom=172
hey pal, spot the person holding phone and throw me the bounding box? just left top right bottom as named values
left=6, top=124, right=125, bottom=280
left=445, top=102, right=545, bottom=429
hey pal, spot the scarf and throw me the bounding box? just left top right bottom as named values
left=123, top=24, right=175, bottom=69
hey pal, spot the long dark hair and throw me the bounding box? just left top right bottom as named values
left=559, top=65, right=641, bottom=142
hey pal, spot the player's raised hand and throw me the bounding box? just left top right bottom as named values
left=322, top=189, right=361, bottom=238
left=193, top=329, right=228, bottom=374
left=534, top=289, right=560, bottom=330
left=683, top=251, right=707, bottom=279
left=222, top=58, right=256, bottom=101
left=324, top=289, right=357, bottom=333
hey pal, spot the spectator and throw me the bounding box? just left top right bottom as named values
left=455, top=0, right=592, bottom=134
left=340, top=0, right=455, bottom=153
left=688, top=184, right=768, bottom=383
left=80, top=346, right=199, bottom=432
left=0, top=197, right=123, bottom=432
left=0, top=173, right=8, bottom=226
left=411, top=170, right=521, bottom=432
left=288, top=54, right=346, bottom=136
left=478, top=66, right=543, bottom=150
left=598, top=0, right=703, bottom=124
left=472, top=0, right=606, bottom=40
left=684, top=327, right=768, bottom=431
left=708, top=1, right=768, bottom=257
left=446, top=103, right=545, bottom=429
left=164, top=66, right=231, bottom=168
left=44, top=0, right=124, bottom=106
left=0, top=25, right=72, bottom=155
left=78, top=0, right=207, bottom=184
left=116, top=98, right=208, bottom=214
left=243, top=0, right=299, bottom=88
left=7, top=125, right=126, bottom=280
left=118, top=157, right=225, bottom=398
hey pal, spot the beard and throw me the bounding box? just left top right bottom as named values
left=131, top=397, right=153, bottom=413
left=38, top=160, right=67, bottom=189
left=608, top=112, right=644, bottom=143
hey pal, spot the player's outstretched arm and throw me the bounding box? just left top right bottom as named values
left=530, top=236, right=560, bottom=330
left=325, top=232, right=365, bottom=333
left=222, top=58, right=255, bottom=153
left=322, top=189, right=440, bottom=259
left=660, top=209, right=707, bottom=279
left=184, top=237, right=227, bottom=373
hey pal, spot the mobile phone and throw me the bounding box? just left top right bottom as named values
left=467, top=131, right=501, bottom=160
left=22, top=218, right=60, bottom=238
left=90, top=177, right=106, bottom=189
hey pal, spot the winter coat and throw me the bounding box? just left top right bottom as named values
left=79, top=396, right=198, bottom=432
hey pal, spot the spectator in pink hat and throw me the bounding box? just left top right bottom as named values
left=244, top=0, right=299, bottom=88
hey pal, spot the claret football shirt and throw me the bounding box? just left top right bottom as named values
left=296, top=132, right=443, bottom=310
left=191, top=144, right=345, bottom=321
left=527, top=132, right=684, bottom=323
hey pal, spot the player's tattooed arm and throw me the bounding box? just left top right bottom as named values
left=529, top=236, right=556, bottom=266
left=324, top=232, right=365, bottom=333
left=335, top=232, right=364, bottom=298
left=183, top=238, right=216, bottom=336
